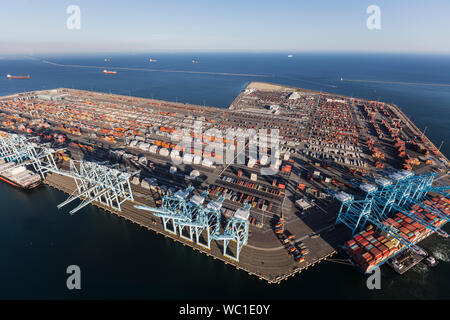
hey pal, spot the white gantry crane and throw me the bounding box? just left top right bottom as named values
left=0, top=132, right=137, bottom=215
left=56, top=160, right=138, bottom=215
left=0, top=133, right=58, bottom=176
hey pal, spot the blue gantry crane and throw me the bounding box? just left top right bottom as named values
left=211, top=202, right=250, bottom=261
left=196, top=195, right=224, bottom=249
left=136, top=186, right=195, bottom=235
left=176, top=189, right=207, bottom=241
left=135, top=187, right=250, bottom=261
left=332, top=170, right=450, bottom=249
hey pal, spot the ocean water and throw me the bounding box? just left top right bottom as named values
left=0, top=53, right=449, bottom=299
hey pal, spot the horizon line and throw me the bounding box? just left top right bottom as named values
left=1, top=50, right=450, bottom=57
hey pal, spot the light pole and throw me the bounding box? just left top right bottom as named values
left=421, top=126, right=428, bottom=139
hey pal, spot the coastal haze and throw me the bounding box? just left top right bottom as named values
left=1, top=1, right=450, bottom=54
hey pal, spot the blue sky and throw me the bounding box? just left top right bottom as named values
left=0, top=0, right=449, bottom=54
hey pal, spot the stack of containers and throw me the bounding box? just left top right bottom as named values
left=344, top=227, right=399, bottom=273
left=280, top=164, right=292, bottom=174
left=343, top=196, right=449, bottom=273
left=207, top=184, right=275, bottom=213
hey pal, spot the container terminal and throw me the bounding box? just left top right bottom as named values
left=0, top=82, right=449, bottom=283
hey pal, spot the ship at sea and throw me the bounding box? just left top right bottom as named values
left=103, top=70, right=117, bottom=74
left=6, top=74, right=30, bottom=79
left=0, top=161, right=41, bottom=190
left=149, top=58, right=158, bottom=62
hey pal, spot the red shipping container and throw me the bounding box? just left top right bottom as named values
left=370, top=247, right=382, bottom=259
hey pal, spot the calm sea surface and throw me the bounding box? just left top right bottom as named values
left=0, top=53, right=449, bottom=299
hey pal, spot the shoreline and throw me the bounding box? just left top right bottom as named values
left=43, top=171, right=337, bottom=284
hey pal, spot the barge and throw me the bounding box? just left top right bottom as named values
left=0, top=162, right=41, bottom=190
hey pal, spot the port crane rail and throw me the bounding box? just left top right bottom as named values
left=135, top=187, right=249, bottom=261
left=331, top=170, right=450, bottom=249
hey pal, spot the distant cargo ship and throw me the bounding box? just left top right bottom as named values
left=192, top=60, right=200, bottom=64
left=0, top=162, right=41, bottom=190
left=287, top=54, right=294, bottom=58
left=103, top=70, right=117, bottom=74
left=149, top=58, right=158, bottom=62
left=6, top=74, right=30, bottom=79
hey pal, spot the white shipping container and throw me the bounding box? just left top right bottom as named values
left=193, top=155, right=202, bottom=164
left=10, top=166, right=27, bottom=175
left=159, top=148, right=169, bottom=157
left=149, top=145, right=158, bottom=153
left=138, top=142, right=150, bottom=151
left=141, top=180, right=150, bottom=190
left=183, top=153, right=193, bottom=164
left=260, top=155, right=269, bottom=166
left=202, top=158, right=215, bottom=168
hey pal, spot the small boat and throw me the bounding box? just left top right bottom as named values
left=411, top=245, right=427, bottom=256
left=424, top=255, right=438, bottom=267
left=437, top=228, right=449, bottom=238
left=103, top=70, right=117, bottom=74
left=287, top=54, right=293, bottom=58
left=149, top=58, right=158, bottom=62
left=192, top=60, right=200, bottom=64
